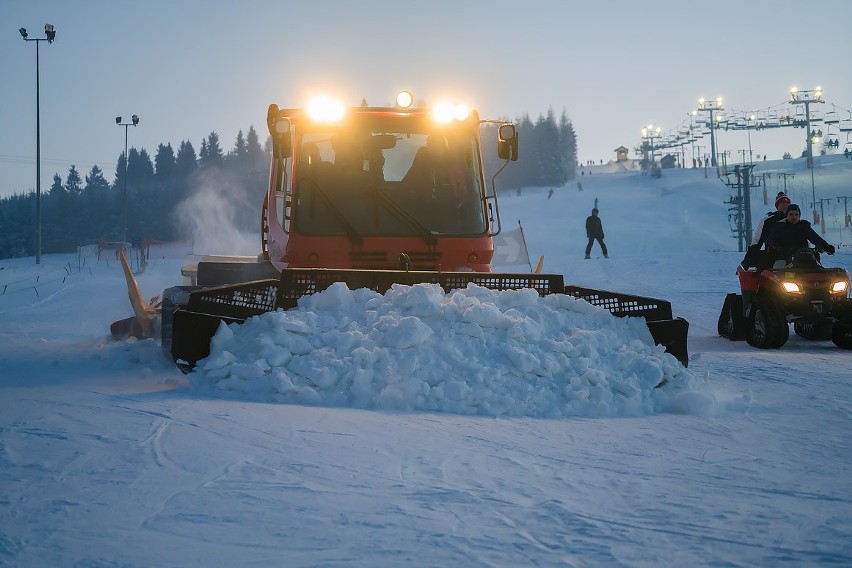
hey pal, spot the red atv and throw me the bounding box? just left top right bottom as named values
left=718, top=247, right=852, bottom=349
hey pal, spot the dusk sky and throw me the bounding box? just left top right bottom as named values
left=2, top=0, right=850, bottom=198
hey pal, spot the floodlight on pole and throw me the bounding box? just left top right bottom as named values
left=790, top=86, right=824, bottom=218
left=19, top=23, right=57, bottom=265
left=115, top=115, right=141, bottom=245
left=641, top=124, right=662, bottom=169
left=697, top=97, right=724, bottom=170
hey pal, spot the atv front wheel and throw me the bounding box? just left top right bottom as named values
left=747, top=300, right=788, bottom=349
left=718, top=293, right=746, bottom=340
left=794, top=319, right=834, bottom=340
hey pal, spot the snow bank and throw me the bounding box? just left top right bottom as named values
left=190, top=282, right=709, bottom=417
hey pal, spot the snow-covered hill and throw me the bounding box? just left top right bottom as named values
left=1, top=155, right=850, bottom=567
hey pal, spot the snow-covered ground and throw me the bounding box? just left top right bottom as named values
left=1, top=156, right=851, bottom=566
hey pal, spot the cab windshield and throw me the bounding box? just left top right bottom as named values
left=292, top=121, right=486, bottom=238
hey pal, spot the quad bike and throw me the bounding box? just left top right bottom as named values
left=718, top=247, right=852, bottom=349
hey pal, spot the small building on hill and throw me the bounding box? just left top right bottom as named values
left=614, top=146, right=629, bottom=162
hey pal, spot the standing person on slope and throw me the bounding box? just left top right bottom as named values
left=584, top=208, right=608, bottom=259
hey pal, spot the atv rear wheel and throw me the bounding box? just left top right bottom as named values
left=718, top=293, right=746, bottom=340
left=747, top=300, right=788, bottom=349
left=831, top=322, right=852, bottom=349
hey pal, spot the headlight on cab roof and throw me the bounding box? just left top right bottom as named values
left=432, top=101, right=471, bottom=123
left=781, top=281, right=802, bottom=294
left=307, top=95, right=345, bottom=122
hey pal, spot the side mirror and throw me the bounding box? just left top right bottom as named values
left=371, top=133, right=397, bottom=150
left=497, top=123, right=519, bottom=161
left=273, top=119, right=292, bottom=159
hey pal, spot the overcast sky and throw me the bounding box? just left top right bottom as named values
left=2, top=0, right=850, bottom=198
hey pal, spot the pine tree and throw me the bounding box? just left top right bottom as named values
left=229, top=130, right=247, bottom=164
left=65, top=165, right=83, bottom=197
left=175, top=140, right=198, bottom=176
left=49, top=173, right=65, bottom=197
left=558, top=109, right=578, bottom=181
left=200, top=132, right=224, bottom=167
left=535, top=109, right=563, bottom=186
left=246, top=125, right=264, bottom=165
left=154, top=143, right=176, bottom=180
left=113, top=153, right=127, bottom=191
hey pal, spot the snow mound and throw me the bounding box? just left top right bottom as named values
left=189, top=282, right=709, bottom=418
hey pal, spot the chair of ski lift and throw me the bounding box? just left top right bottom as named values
left=824, top=109, right=839, bottom=124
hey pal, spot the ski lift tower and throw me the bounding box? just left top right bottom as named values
left=641, top=124, right=662, bottom=170
left=697, top=97, right=724, bottom=170
left=789, top=86, right=824, bottom=219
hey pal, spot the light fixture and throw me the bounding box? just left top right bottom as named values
left=395, top=90, right=414, bottom=109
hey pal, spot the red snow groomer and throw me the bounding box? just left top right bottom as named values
left=110, top=91, right=691, bottom=370
left=718, top=247, right=852, bottom=348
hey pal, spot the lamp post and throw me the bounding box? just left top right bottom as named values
left=697, top=97, right=724, bottom=169
left=19, top=24, right=57, bottom=265
left=115, top=115, right=140, bottom=245
left=641, top=124, right=661, bottom=170
left=687, top=110, right=698, bottom=168
left=745, top=112, right=756, bottom=165
left=789, top=86, right=824, bottom=220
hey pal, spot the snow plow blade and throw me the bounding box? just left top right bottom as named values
left=163, top=269, right=689, bottom=372
left=563, top=286, right=689, bottom=367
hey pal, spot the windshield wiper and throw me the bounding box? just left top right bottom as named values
left=367, top=184, right=438, bottom=245
left=300, top=176, right=363, bottom=244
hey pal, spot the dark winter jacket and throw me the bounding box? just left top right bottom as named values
left=766, top=219, right=832, bottom=252
left=586, top=215, right=604, bottom=239
left=753, top=210, right=785, bottom=246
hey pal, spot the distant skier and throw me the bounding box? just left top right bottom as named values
left=584, top=208, right=608, bottom=259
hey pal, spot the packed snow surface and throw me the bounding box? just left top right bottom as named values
left=2, top=157, right=851, bottom=567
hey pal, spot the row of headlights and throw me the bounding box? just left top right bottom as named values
left=306, top=91, right=471, bottom=124
left=781, top=280, right=848, bottom=294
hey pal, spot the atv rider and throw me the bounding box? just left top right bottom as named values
left=765, top=203, right=836, bottom=263
left=742, top=192, right=790, bottom=269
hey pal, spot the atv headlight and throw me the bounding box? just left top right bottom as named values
left=830, top=280, right=849, bottom=294
left=781, top=281, right=802, bottom=294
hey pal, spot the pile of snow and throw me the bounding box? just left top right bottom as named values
left=190, top=281, right=708, bottom=417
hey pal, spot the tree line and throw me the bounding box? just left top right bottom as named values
left=0, top=110, right=577, bottom=260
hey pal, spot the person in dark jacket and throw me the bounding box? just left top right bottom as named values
left=742, top=192, right=790, bottom=268
left=766, top=203, right=836, bottom=260
left=584, top=208, right=608, bottom=259
left=753, top=192, right=791, bottom=246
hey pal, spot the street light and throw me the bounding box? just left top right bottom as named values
left=19, top=23, right=57, bottom=265
left=115, top=114, right=140, bottom=245
left=745, top=112, right=756, bottom=165
left=790, top=86, right=824, bottom=219
left=641, top=124, right=662, bottom=169
left=697, top=97, right=724, bottom=169
left=687, top=110, right=698, bottom=167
